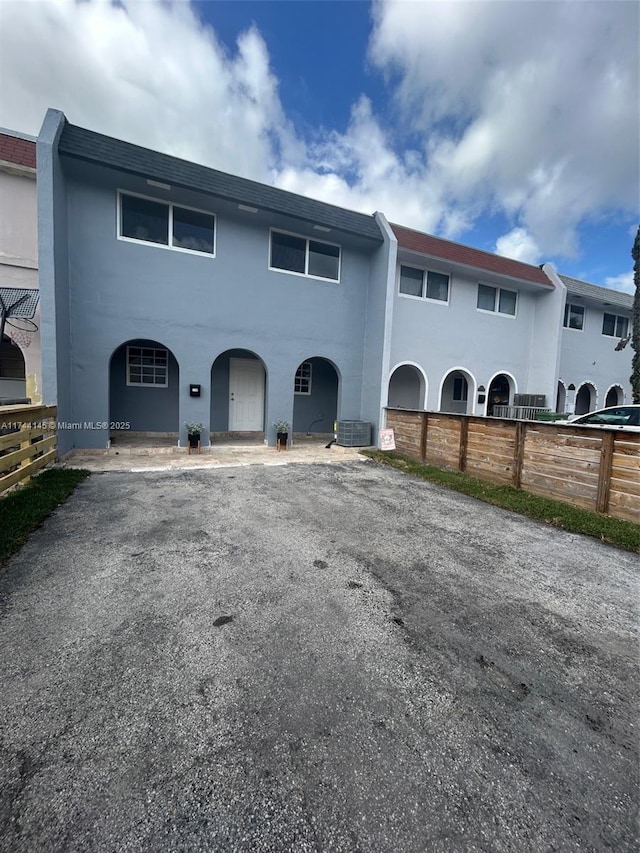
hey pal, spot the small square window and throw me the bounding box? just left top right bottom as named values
left=121, top=195, right=169, bottom=245
left=617, top=316, right=629, bottom=338
left=270, top=231, right=306, bottom=274
left=477, top=284, right=496, bottom=311
left=399, top=266, right=424, bottom=297
left=308, top=241, right=340, bottom=280
left=602, top=313, right=616, bottom=336
left=127, top=346, right=168, bottom=387
left=425, top=271, right=449, bottom=302
left=498, top=289, right=517, bottom=315
left=173, top=206, right=215, bottom=254
left=564, top=303, right=584, bottom=330
left=295, top=361, right=312, bottom=395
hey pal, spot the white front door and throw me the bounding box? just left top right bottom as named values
left=229, top=358, right=264, bottom=430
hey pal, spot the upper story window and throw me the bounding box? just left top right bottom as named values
left=563, top=302, right=585, bottom=330
left=477, top=284, right=517, bottom=316
left=399, top=265, right=449, bottom=302
left=270, top=229, right=340, bottom=282
left=119, top=192, right=215, bottom=256
left=127, top=346, right=168, bottom=387
left=602, top=312, right=629, bottom=338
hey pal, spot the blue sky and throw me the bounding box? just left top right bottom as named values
left=0, top=0, right=638, bottom=291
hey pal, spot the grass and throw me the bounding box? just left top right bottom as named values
left=0, top=468, right=90, bottom=568
left=361, top=450, right=640, bottom=553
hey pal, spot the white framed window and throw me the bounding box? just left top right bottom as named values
left=602, top=312, right=629, bottom=338
left=127, top=346, right=168, bottom=387
left=453, top=376, right=468, bottom=402
left=269, top=229, right=341, bottom=282
left=294, top=361, right=312, bottom=395
left=399, top=265, right=449, bottom=302
left=477, top=284, right=517, bottom=316
left=563, top=303, right=585, bottom=330
left=118, top=191, right=215, bottom=256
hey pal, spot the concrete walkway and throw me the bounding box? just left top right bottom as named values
left=58, top=439, right=365, bottom=472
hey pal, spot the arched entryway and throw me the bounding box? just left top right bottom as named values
left=292, top=357, right=339, bottom=434
left=0, top=334, right=26, bottom=401
left=575, top=382, right=596, bottom=415
left=387, top=363, right=426, bottom=410
left=211, top=349, right=267, bottom=435
left=109, top=339, right=179, bottom=433
left=439, top=368, right=475, bottom=415
left=605, top=385, right=624, bottom=407
left=486, top=372, right=514, bottom=416
left=556, top=381, right=567, bottom=414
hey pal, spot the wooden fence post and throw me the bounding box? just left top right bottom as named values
left=596, top=432, right=614, bottom=514
left=19, top=424, right=32, bottom=485
left=458, top=418, right=469, bottom=472
left=420, top=411, right=428, bottom=462
left=513, top=421, right=527, bottom=489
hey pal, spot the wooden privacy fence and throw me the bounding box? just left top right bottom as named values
left=386, top=408, right=640, bottom=524
left=0, top=404, right=57, bottom=496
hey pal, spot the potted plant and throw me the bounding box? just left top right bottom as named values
left=273, top=419, right=289, bottom=449
left=185, top=421, right=205, bottom=449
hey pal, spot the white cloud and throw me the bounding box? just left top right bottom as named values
left=0, top=0, right=296, bottom=181
left=494, top=228, right=541, bottom=265
left=0, top=0, right=637, bottom=270
left=369, top=0, right=639, bottom=257
left=604, top=271, right=634, bottom=295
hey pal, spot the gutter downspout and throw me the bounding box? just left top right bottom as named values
left=373, top=212, right=398, bottom=444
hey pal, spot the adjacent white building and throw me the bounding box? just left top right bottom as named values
left=0, top=129, right=41, bottom=403
left=557, top=275, right=634, bottom=414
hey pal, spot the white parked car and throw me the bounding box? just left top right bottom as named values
left=561, top=404, right=640, bottom=432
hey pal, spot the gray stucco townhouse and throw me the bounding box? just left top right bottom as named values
left=36, top=109, right=633, bottom=454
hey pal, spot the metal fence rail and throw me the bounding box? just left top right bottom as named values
left=492, top=405, right=550, bottom=420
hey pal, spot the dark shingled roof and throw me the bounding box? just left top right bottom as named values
left=58, top=122, right=383, bottom=243
left=559, top=274, right=633, bottom=310
left=391, top=223, right=553, bottom=287
left=0, top=133, right=36, bottom=170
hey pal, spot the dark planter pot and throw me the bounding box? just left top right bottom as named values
left=277, top=431, right=288, bottom=445
left=188, top=432, right=200, bottom=448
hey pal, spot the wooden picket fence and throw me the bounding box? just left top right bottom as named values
left=0, top=404, right=57, bottom=496
left=385, top=408, right=640, bottom=524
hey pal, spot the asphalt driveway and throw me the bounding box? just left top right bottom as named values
left=0, top=460, right=638, bottom=852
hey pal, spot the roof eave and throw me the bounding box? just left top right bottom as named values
left=398, top=246, right=553, bottom=290
left=58, top=126, right=383, bottom=244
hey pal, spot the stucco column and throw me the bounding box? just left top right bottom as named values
left=264, top=367, right=294, bottom=446
left=178, top=358, right=211, bottom=447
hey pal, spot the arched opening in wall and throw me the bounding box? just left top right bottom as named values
left=605, top=385, right=624, bottom=407
left=0, top=334, right=26, bottom=401
left=293, top=357, right=339, bottom=436
left=387, top=364, right=426, bottom=410
left=487, top=373, right=514, bottom=416
left=211, top=349, right=266, bottom=437
left=575, top=382, right=596, bottom=415
left=109, top=339, right=179, bottom=441
left=440, top=369, right=474, bottom=415
left=556, top=381, right=567, bottom=414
